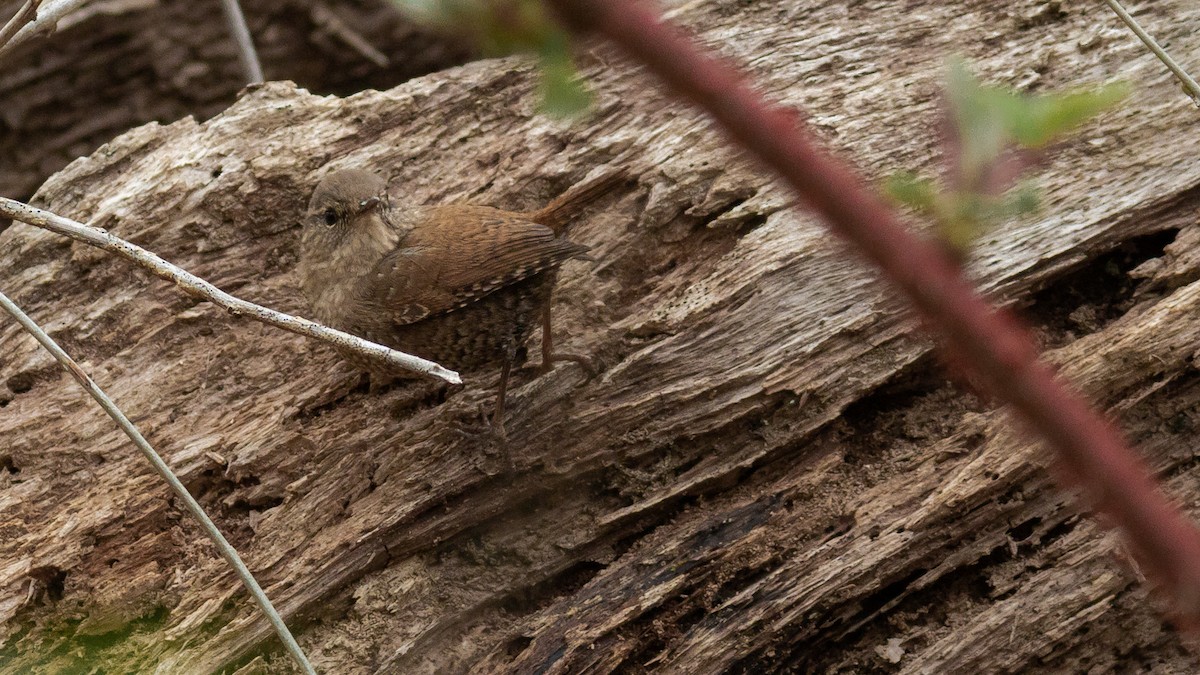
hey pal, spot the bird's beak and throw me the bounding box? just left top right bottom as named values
left=358, top=196, right=381, bottom=213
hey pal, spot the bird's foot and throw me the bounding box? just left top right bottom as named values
left=450, top=402, right=514, bottom=473
left=538, top=351, right=598, bottom=380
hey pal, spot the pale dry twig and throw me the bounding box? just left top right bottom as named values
left=0, top=0, right=85, bottom=59
left=311, top=2, right=390, bottom=68
left=219, top=0, right=264, bottom=84
left=1103, top=0, right=1200, bottom=105
left=0, top=288, right=316, bottom=675
left=0, top=198, right=462, bottom=384
left=0, top=0, right=42, bottom=53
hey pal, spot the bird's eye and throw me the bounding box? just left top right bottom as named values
left=322, top=208, right=338, bottom=226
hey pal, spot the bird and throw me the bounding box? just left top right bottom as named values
left=298, top=165, right=622, bottom=436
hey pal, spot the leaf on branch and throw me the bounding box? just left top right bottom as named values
left=887, top=59, right=1127, bottom=258
left=1011, top=82, right=1131, bottom=148
left=536, top=31, right=592, bottom=117
left=948, top=58, right=1129, bottom=153
left=884, top=172, right=938, bottom=212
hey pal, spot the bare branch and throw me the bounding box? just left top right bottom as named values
left=1103, top=0, right=1200, bottom=106
left=218, top=0, right=264, bottom=84
left=311, top=2, right=390, bottom=68
left=0, top=0, right=41, bottom=54
left=0, top=0, right=84, bottom=59
left=0, top=288, right=316, bottom=675
left=0, top=198, right=462, bottom=385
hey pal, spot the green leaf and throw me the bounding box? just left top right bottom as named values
left=946, top=59, right=1128, bottom=170
left=537, top=47, right=592, bottom=117
left=1010, top=82, right=1131, bottom=147
left=883, top=171, right=1042, bottom=258
left=929, top=59, right=1124, bottom=255
left=946, top=59, right=1009, bottom=181
left=884, top=172, right=939, bottom=211
left=1002, top=182, right=1041, bottom=217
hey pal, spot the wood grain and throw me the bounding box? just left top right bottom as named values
left=2, top=0, right=1200, bottom=671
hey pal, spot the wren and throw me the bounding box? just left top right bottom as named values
left=298, top=166, right=621, bottom=435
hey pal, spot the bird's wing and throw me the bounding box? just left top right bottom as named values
left=358, top=206, right=590, bottom=326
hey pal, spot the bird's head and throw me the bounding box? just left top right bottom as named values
left=304, top=169, right=389, bottom=239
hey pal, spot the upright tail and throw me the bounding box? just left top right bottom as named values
left=529, top=166, right=627, bottom=234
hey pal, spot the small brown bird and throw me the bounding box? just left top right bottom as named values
left=299, top=166, right=621, bottom=434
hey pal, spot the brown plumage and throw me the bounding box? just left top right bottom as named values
left=298, top=166, right=622, bottom=433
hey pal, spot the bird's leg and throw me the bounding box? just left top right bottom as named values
left=492, top=354, right=511, bottom=440
left=450, top=352, right=512, bottom=473
left=539, top=290, right=596, bottom=378
left=485, top=346, right=520, bottom=473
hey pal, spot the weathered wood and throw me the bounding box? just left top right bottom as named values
left=0, top=0, right=472, bottom=207
left=3, top=0, right=1200, bottom=672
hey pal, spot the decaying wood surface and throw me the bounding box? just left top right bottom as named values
left=3, top=0, right=1200, bottom=672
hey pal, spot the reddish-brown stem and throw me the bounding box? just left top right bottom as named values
left=546, top=0, right=1200, bottom=623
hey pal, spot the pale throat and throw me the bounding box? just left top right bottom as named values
left=303, top=211, right=404, bottom=325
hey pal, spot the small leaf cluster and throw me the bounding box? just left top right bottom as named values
left=887, top=60, right=1128, bottom=258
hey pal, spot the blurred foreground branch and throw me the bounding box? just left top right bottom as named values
left=546, top=0, right=1200, bottom=628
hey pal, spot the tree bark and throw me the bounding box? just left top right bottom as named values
left=3, top=0, right=1200, bottom=672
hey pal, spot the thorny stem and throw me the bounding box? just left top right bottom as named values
left=545, top=0, right=1200, bottom=625
left=0, top=289, right=316, bottom=675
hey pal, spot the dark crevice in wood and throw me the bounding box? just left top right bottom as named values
left=4, top=370, right=35, bottom=395
left=770, top=545, right=1015, bottom=674
left=1024, top=228, right=1178, bottom=349
left=26, top=566, right=67, bottom=605
left=837, top=354, right=981, bottom=466
left=1007, top=515, right=1043, bottom=542
left=498, top=559, right=609, bottom=617
left=1032, top=513, right=1084, bottom=554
